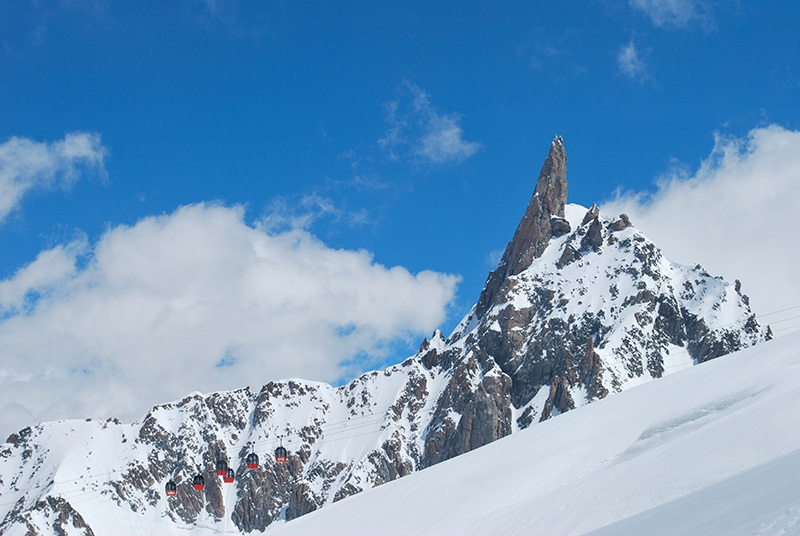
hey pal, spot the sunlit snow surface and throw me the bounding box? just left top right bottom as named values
left=266, top=330, right=800, bottom=536
left=0, top=203, right=776, bottom=535
left=1, top=336, right=790, bottom=536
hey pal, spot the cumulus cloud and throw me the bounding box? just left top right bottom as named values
left=0, top=238, right=87, bottom=314
left=617, top=40, right=650, bottom=82
left=629, top=0, right=708, bottom=28
left=602, top=125, right=800, bottom=336
left=0, top=132, right=107, bottom=225
left=379, top=82, right=481, bottom=164
left=0, top=203, right=459, bottom=439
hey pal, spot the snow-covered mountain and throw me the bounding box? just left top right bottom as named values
left=265, top=328, right=800, bottom=536
left=0, top=137, right=770, bottom=535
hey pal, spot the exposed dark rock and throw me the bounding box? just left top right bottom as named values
left=419, top=330, right=445, bottom=369
left=580, top=338, right=608, bottom=401
left=0, top=136, right=770, bottom=535
left=333, top=483, right=362, bottom=502
left=476, top=136, right=567, bottom=318
left=550, top=217, right=571, bottom=237
left=581, top=203, right=600, bottom=225
left=231, top=461, right=291, bottom=533
left=5, top=496, right=96, bottom=536
left=580, top=216, right=603, bottom=253
left=362, top=437, right=415, bottom=487
left=421, top=348, right=439, bottom=369
left=735, top=279, right=751, bottom=306
left=516, top=406, right=536, bottom=429
left=683, top=310, right=759, bottom=364
left=5, top=427, right=32, bottom=446
left=286, top=481, right=319, bottom=520
left=540, top=376, right=575, bottom=422
left=557, top=244, right=580, bottom=268
left=422, top=353, right=513, bottom=467
left=169, top=474, right=206, bottom=524
left=610, top=213, right=632, bottom=232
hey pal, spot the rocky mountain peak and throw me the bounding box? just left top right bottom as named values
left=476, top=135, right=568, bottom=318
left=0, top=135, right=771, bottom=535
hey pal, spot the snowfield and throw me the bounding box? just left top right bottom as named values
left=266, top=329, right=800, bottom=536
left=0, top=173, right=781, bottom=535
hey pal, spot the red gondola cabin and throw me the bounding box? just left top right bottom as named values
left=216, top=459, right=228, bottom=476
left=246, top=452, right=259, bottom=470
left=275, top=446, right=288, bottom=463
left=165, top=480, right=177, bottom=496
left=193, top=474, right=205, bottom=491
left=223, top=468, right=235, bottom=483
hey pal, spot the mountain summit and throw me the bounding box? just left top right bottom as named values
left=0, top=138, right=770, bottom=535
left=477, top=135, right=568, bottom=318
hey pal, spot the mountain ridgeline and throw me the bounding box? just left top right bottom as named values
left=0, top=137, right=770, bottom=535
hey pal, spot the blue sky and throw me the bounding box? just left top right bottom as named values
left=1, top=0, right=800, bottom=437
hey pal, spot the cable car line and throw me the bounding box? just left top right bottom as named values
left=761, top=313, right=800, bottom=326
left=0, top=408, right=411, bottom=508
left=5, top=301, right=800, bottom=507
left=756, top=304, right=800, bottom=318
left=772, top=324, right=800, bottom=332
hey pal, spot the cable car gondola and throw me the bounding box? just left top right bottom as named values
left=274, top=446, right=288, bottom=463
left=216, top=458, right=228, bottom=476
left=193, top=474, right=205, bottom=491
left=246, top=451, right=259, bottom=470
left=165, top=480, right=177, bottom=497
left=223, top=468, right=235, bottom=483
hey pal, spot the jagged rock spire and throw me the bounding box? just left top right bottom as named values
left=476, top=135, right=568, bottom=318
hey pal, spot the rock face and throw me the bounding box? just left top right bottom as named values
left=2, top=496, right=95, bottom=536
left=0, top=137, right=771, bottom=535
left=477, top=136, right=567, bottom=318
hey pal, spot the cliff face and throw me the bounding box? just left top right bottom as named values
left=476, top=135, right=568, bottom=319
left=0, top=137, right=770, bottom=535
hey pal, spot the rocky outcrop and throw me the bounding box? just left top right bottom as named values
left=580, top=338, right=609, bottom=401
left=417, top=138, right=770, bottom=472
left=610, top=214, right=632, bottom=232
left=286, top=481, right=318, bottom=520
left=476, top=136, right=567, bottom=318
left=540, top=376, right=575, bottom=421
left=422, top=354, right=513, bottom=467
left=0, top=136, right=771, bottom=535
left=0, top=496, right=95, bottom=536
left=550, top=217, right=571, bottom=237
left=579, top=207, right=603, bottom=252
left=557, top=244, right=580, bottom=267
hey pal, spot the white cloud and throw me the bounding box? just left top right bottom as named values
left=601, top=125, right=800, bottom=336
left=418, top=115, right=481, bottom=163
left=259, top=194, right=370, bottom=232
left=0, top=203, right=459, bottom=439
left=0, top=132, right=107, bottom=225
left=629, top=0, right=706, bottom=28
left=0, top=237, right=87, bottom=314
left=379, top=82, right=481, bottom=164
left=617, top=40, right=650, bottom=82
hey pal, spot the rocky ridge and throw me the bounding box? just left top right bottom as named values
left=0, top=137, right=770, bottom=535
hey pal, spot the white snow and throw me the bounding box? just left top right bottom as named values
left=564, top=203, right=588, bottom=230
left=0, top=202, right=776, bottom=535
left=266, top=329, right=800, bottom=536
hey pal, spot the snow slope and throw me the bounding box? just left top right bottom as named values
left=0, top=138, right=772, bottom=533
left=265, top=329, right=800, bottom=536
left=0, top=200, right=770, bottom=535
